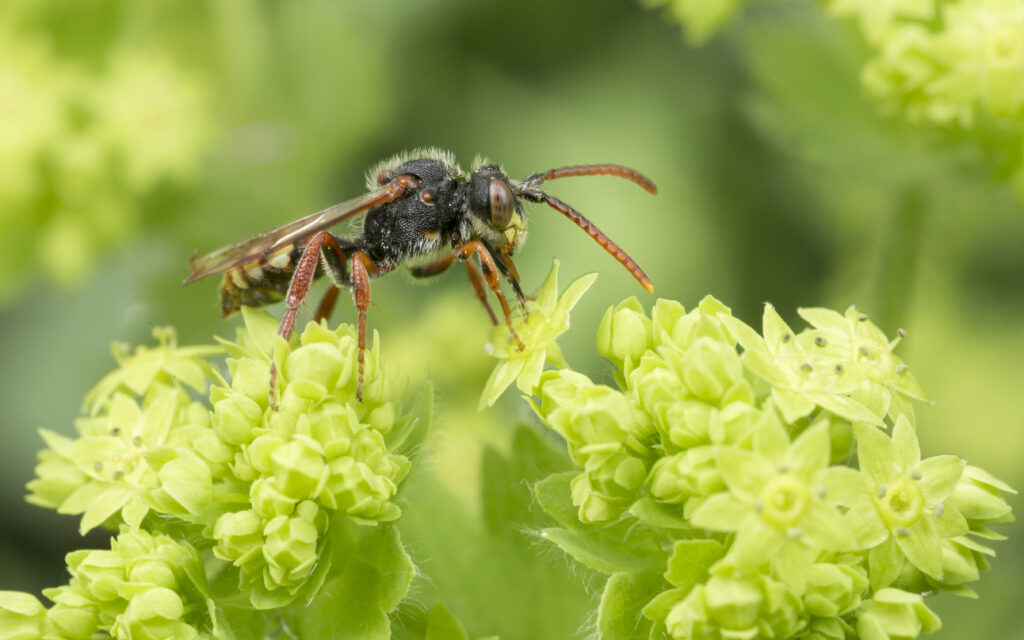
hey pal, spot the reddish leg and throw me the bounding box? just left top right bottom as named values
left=463, top=260, right=498, bottom=325
left=269, top=231, right=331, bottom=408
left=314, top=286, right=340, bottom=323
left=456, top=241, right=524, bottom=350
left=350, top=251, right=374, bottom=401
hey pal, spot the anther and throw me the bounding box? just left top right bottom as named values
left=782, top=333, right=792, bottom=343
left=834, top=364, right=844, bottom=374
left=800, top=362, right=813, bottom=373
left=858, top=313, right=869, bottom=322
left=910, top=470, right=922, bottom=480
left=814, top=336, right=827, bottom=347
left=877, top=485, right=887, bottom=499
left=896, top=526, right=910, bottom=537
left=897, top=328, right=907, bottom=338
left=94, top=461, right=103, bottom=472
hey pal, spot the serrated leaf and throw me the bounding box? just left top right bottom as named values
left=598, top=572, right=667, bottom=640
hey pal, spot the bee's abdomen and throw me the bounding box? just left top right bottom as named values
left=218, top=244, right=302, bottom=317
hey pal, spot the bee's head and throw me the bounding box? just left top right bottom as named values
left=467, top=165, right=527, bottom=253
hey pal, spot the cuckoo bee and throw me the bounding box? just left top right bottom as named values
left=184, top=149, right=656, bottom=401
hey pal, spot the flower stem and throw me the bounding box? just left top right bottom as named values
left=875, top=186, right=926, bottom=334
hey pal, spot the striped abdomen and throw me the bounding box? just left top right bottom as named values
left=218, top=243, right=305, bottom=317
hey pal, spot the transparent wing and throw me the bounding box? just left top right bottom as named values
left=184, top=189, right=397, bottom=285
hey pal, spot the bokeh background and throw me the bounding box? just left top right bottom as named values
left=1, top=1, right=1021, bottom=638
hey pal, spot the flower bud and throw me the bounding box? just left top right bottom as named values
left=114, top=587, right=187, bottom=640
left=676, top=337, right=743, bottom=405
left=250, top=478, right=296, bottom=519
left=229, top=358, right=271, bottom=406
left=213, top=510, right=264, bottom=565
left=284, top=342, right=348, bottom=399
left=271, top=437, right=327, bottom=501
left=651, top=298, right=686, bottom=345
left=649, top=447, right=723, bottom=504
left=804, top=560, right=868, bottom=617
left=855, top=588, right=941, bottom=640
left=69, top=550, right=125, bottom=602
left=262, top=514, right=319, bottom=588
left=325, top=458, right=398, bottom=519
left=0, top=591, right=46, bottom=640
left=627, top=353, right=686, bottom=419
left=212, top=394, right=262, bottom=446
left=596, top=297, right=653, bottom=373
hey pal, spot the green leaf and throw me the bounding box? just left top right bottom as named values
left=425, top=603, right=471, bottom=640
left=287, top=523, right=414, bottom=639
left=534, top=472, right=584, bottom=530
left=663, top=540, right=725, bottom=592
left=597, top=572, right=667, bottom=640
left=397, top=467, right=590, bottom=639
left=539, top=526, right=666, bottom=575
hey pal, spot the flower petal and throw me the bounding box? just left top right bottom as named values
left=689, top=492, right=750, bottom=531
left=916, top=455, right=964, bottom=503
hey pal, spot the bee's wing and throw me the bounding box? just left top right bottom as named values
left=184, top=189, right=397, bottom=285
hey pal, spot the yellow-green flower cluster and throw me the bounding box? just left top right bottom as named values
left=25, top=308, right=414, bottom=627
left=206, top=310, right=409, bottom=606
left=1, top=528, right=209, bottom=640
left=0, top=17, right=209, bottom=299
left=830, top=0, right=1024, bottom=191
left=837, top=0, right=1024, bottom=127
left=517, top=294, right=1013, bottom=640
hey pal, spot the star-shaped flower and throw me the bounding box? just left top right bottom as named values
left=689, top=419, right=860, bottom=592
left=847, top=416, right=968, bottom=588
left=479, top=260, right=596, bottom=408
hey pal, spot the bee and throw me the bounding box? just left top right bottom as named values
left=184, top=149, right=656, bottom=401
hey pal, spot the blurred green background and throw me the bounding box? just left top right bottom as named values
left=1, top=1, right=1021, bottom=638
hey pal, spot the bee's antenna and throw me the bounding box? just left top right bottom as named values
left=518, top=188, right=654, bottom=293
left=520, top=164, right=657, bottom=195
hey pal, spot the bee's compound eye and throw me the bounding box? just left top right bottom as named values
left=377, top=171, right=389, bottom=185
left=420, top=189, right=434, bottom=204
left=489, top=179, right=514, bottom=228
